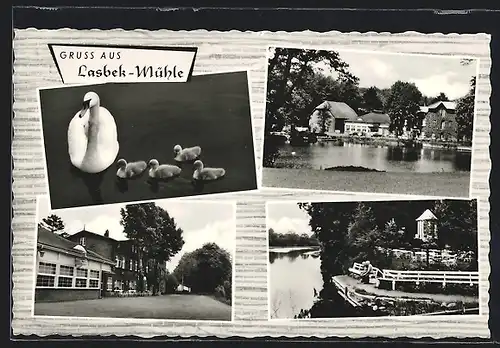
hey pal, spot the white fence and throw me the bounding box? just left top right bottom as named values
left=380, top=269, right=479, bottom=290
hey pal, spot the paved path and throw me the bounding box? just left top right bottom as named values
left=335, top=275, right=478, bottom=304
left=35, top=294, right=232, bottom=320
left=263, top=168, right=469, bottom=197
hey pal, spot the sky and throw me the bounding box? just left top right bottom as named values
left=37, top=196, right=235, bottom=270
left=314, top=49, right=477, bottom=100
left=266, top=202, right=312, bottom=236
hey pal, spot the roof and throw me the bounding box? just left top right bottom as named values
left=358, top=112, right=391, bottom=124
left=314, top=101, right=358, bottom=121
left=420, top=101, right=456, bottom=113
left=416, top=209, right=438, bottom=221
left=70, top=229, right=118, bottom=242
left=37, top=226, right=114, bottom=265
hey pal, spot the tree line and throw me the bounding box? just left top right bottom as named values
left=266, top=47, right=476, bottom=140
left=268, top=228, right=320, bottom=247
left=170, top=243, right=232, bottom=304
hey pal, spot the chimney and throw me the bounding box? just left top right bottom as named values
left=104, top=230, right=109, bottom=237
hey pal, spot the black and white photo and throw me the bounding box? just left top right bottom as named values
left=262, top=47, right=478, bottom=197
left=38, top=71, right=257, bottom=210
left=34, top=196, right=235, bottom=321
left=268, top=199, right=479, bottom=319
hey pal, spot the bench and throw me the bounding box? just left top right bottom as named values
left=348, top=262, right=366, bottom=278
left=348, top=262, right=382, bottom=280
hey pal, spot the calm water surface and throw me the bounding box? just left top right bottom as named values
left=270, top=248, right=323, bottom=319
left=274, top=142, right=471, bottom=173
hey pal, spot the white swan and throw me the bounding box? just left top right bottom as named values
left=67, top=91, right=119, bottom=173
left=174, top=144, right=201, bottom=162
left=148, top=159, right=182, bottom=179
left=116, top=159, right=147, bottom=179
left=192, top=160, right=226, bottom=181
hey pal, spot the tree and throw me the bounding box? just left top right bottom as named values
left=429, top=92, right=450, bottom=105
left=41, top=214, right=65, bottom=232
left=362, top=86, right=383, bottom=112
left=163, top=272, right=179, bottom=294
left=455, top=76, right=476, bottom=142
left=120, top=203, right=185, bottom=294
left=173, top=243, right=232, bottom=294
left=266, top=47, right=358, bottom=132
left=298, top=202, right=357, bottom=282
left=381, top=218, right=406, bottom=249
left=345, top=203, right=383, bottom=264
left=384, top=81, right=423, bottom=137
left=433, top=199, right=478, bottom=254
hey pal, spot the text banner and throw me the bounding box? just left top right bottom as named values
left=48, top=44, right=198, bottom=84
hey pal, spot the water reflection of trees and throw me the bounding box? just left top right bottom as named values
left=269, top=250, right=311, bottom=264
left=386, top=146, right=420, bottom=162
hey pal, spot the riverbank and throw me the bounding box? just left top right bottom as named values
left=262, top=167, right=469, bottom=197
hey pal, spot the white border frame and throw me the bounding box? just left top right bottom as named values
left=32, top=195, right=237, bottom=323
left=265, top=196, right=484, bottom=322
left=259, top=44, right=481, bottom=200
left=36, top=69, right=260, bottom=212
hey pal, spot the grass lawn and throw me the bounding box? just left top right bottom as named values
left=40, top=72, right=257, bottom=209
left=262, top=167, right=469, bottom=197
left=34, top=294, right=232, bottom=321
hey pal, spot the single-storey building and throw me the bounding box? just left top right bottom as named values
left=309, top=101, right=358, bottom=134
left=35, top=226, right=114, bottom=302
left=345, top=111, right=391, bottom=136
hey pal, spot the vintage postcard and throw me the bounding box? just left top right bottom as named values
left=262, top=47, right=479, bottom=198
left=11, top=27, right=491, bottom=339
left=34, top=196, right=235, bottom=321
left=267, top=199, right=481, bottom=320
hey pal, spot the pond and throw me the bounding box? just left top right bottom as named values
left=269, top=247, right=323, bottom=319
left=271, top=142, right=471, bottom=173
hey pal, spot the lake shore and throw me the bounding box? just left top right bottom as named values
left=269, top=246, right=319, bottom=253
left=262, top=167, right=470, bottom=197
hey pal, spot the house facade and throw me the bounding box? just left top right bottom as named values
left=344, top=111, right=391, bottom=137
left=309, top=101, right=358, bottom=135
left=66, top=229, right=143, bottom=294
left=419, top=101, right=458, bottom=141
left=35, top=226, right=114, bottom=302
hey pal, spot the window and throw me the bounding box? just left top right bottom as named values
left=36, top=275, right=55, bottom=287
left=39, top=262, right=56, bottom=274
left=36, top=262, right=56, bottom=287
left=79, top=237, right=86, bottom=246
left=90, top=270, right=100, bottom=279
left=75, top=278, right=87, bottom=287
left=422, top=118, right=426, bottom=127
left=134, top=261, right=138, bottom=272
left=117, top=256, right=123, bottom=268
left=59, top=265, right=74, bottom=276
left=130, top=280, right=136, bottom=290
left=75, top=268, right=88, bottom=288
left=122, top=257, right=126, bottom=268
left=115, top=256, right=119, bottom=268
left=89, top=279, right=99, bottom=288
left=441, top=121, right=446, bottom=130
left=76, top=268, right=88, bottom=278
left=107, top=277, right=113, bottom=291
left=58, top=276, right=73, bottom=287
